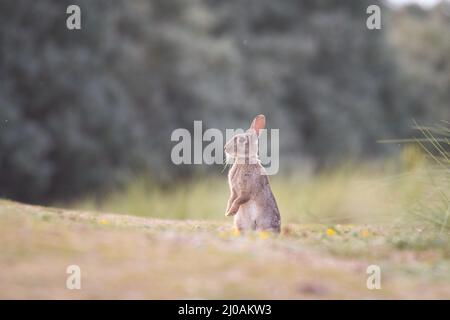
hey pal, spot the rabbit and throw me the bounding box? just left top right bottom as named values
left=224, top=114, right=281, bottom=233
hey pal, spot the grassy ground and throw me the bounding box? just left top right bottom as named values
left=3, top=143, right=449, bottom=299
left=1, top=198, right=449, bottom=299
left=72, top=147, right=447, bottom=226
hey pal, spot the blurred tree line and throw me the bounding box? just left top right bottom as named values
left=0, top=0, right=449, bottom=203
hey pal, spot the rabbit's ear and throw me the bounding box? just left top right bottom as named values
left=250, top=114, right=266, bottom=136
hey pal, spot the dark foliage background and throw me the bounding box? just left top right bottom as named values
left=0, top=0, right=449, bottom=203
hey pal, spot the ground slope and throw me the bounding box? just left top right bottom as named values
left=0, top=199, right=449, bottom=299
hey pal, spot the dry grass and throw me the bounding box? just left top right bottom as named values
left=72, top=146, right=449, bottom=229
left=0, top=199, right=449, bottom=299
left=3, top=139, right=449, bottom=299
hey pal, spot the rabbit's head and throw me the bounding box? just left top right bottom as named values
left=224, top=114, right=266, bottom=162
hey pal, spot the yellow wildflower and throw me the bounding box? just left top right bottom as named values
left=326, top=228, right=336, bottom=236
left=360, top=229, right=370, bottom=237
left=98, top=219, right=109, bottom=225
left=258, top=231, right=271, bottom=240
left=232, top=228, right=241, bottom=237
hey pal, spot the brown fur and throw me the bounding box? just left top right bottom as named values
left=224, top=115, right=281, bottom=233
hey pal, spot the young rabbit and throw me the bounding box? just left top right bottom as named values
left=224, top=114, right=281, bottom=233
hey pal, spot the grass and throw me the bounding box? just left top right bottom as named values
left=72, top=145, right=448, bottom=228
left=0, top=198, right=449, bottom=299
left=2, top=124, right=449, bottom=299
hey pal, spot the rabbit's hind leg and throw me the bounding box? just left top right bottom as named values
left=234, top=208, right=256, bottom=232
left=255, top=213, right=281, bottom=233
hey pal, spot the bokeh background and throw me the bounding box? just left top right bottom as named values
left=0, top=0, right=449, bottom=216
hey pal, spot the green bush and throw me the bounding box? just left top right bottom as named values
left=0, top=0, right=448, bottom=203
